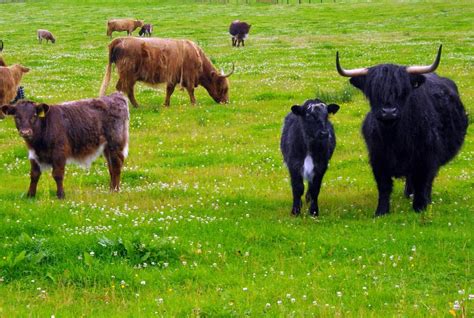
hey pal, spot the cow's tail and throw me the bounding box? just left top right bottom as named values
left=99, top=39, right=122, bottom=97
left=99, top=61, right=112, bottom=97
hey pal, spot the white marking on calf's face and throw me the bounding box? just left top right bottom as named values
left=303, top=154, right=315, bottom=180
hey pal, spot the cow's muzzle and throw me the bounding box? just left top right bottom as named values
left=19, top=129, right=33, bottom=139
left=379, top=107, right=399, bottom=121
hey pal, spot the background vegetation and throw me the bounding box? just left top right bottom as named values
left=0, top=0, right=472, bottom=316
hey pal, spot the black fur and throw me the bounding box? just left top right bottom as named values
left=229, top=21, right=251, bottom=47
left=350, top=64, right=468, bottom=216
left=280, top=99, right=339, bottom=216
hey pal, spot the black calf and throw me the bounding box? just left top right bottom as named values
left=280, top=99, right=339, bottom=216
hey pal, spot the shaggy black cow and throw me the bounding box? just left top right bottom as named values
left=229, top=20, right=251, bottom=47
left=336, top=45, right=468, bottom=216
left=281, top=99, right=340, bottom=216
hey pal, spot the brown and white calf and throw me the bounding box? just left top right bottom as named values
left=37, top=29, right=56, bottom=44
left=1, top=92, right=129, bottom=199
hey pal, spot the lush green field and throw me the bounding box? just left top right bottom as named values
left=0, top=0, right=472, bottom=316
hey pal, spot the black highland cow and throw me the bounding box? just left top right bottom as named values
left=281, top=99, right=340, bottom=216
left=336, top=45, right=468, bottom=216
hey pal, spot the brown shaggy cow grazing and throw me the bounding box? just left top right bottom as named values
left=0, top=64, right=29, bottom=118
left=1, top=93, right=129, bottom=199
left=37, top=29, right=56, bottom=44
left=99, top=37, right=234, bottom=107
left=107, top=19, right=144, bottom=38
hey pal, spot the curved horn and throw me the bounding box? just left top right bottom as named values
left=336, top=51, right=368, bottom=77
left=406, top=45, right=442, bottom=74
left=221, top=63, right=235, bottom=78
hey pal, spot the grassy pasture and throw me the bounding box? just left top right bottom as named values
left=0, top=0, right=472, bottom=316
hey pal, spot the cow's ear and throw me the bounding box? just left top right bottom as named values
left=35, top=103, right=50, bottom=118
left=291, top=105, right=304, bottom=116
left=327, top=104, right=340, bottom=114
left=409, top=74, right=426, bottom=89
left=1, top=105, right=16, bottom=116
left=349, top=76, right=366, bottom=91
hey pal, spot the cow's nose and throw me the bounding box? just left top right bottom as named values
left=381, top=107, right=399, bottom=119
left=20, top=129, right=33, bottom=138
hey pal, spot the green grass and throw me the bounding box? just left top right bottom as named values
left=0, top=0, right=472, bottom=316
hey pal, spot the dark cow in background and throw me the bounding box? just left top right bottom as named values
left=281, top=99, right=340, bottom=216
left=1, top=93, right=129, bottom=199
left=139, top=24, right=153, bottom=37
left=0, top=40, right=3, bottom=52
left=100, top=37, right=234, bottom=107
left=337, top=45, right=468, bottom=216
left=229, top=20, right=251, bottom=47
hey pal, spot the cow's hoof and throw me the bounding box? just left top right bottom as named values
left=374, top=211, right=389, bottom=218
left=56, top=192, right=65, bottom=199
left=26, top=192, right=36, bottom=198
left=309, top=211, right=319, bottom=218
left=291, top=208, right=301, bottom=217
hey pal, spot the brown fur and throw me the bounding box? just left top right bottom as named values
left=37, top=29, right=56, bottom=44
left=99, top=37, right=233, bottom=107
left=1, top=93, right=129, bottom=199
left=107, top=19, right=144, bottom=37
left=0, top=64, right=29, bottom=105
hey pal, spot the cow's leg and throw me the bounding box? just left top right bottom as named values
left=232, top=37, right=236, bottom=46
left=104, top=147, right=125, bottom=192
left=242, top=39, right=245, bottom=47
left=307, top=171, right=325, bottom=217
left=27, top=160, right=42, bottom=198
left=289, top=168, right=304, bottom=216
left=51, top=159, right=66, bottom=199
left=117, top=79, right=139, bottom=108
left=412, top=167, right=436, bottom=212
left=372, top=163, right=392, bottom=217
left=404, top=176, right=414, bottom=198
left=164, top=83, right=176, bottom=107
left=185, top=86, right=196, bottom=105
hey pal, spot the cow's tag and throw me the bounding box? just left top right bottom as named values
left=38, top=110, right=45, bottom=118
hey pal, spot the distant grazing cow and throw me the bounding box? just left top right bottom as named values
left=139, top=24, right=153, bottom=37
left=37, top=29, right=56, bottom=44
left=99, top=37, right=234, bottom=107
left=1, top=93, right=129, bottom=199
left=229, top=20, right=251, bottom=47
left=336, top=45, right=468, bottom=216
left=0, top=64, right=29, bottom=118
left=107, top=19, right=144, bottom=37
left=0, top=40, right=3, bottom=52
left=281, top=99, right=340, bottom=216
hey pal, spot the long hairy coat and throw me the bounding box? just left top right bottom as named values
left=0, top=64, right=29, bottom=105
left=350, top=64, right=468, bottom=215
left=99, top=37, right=231, bottom=107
